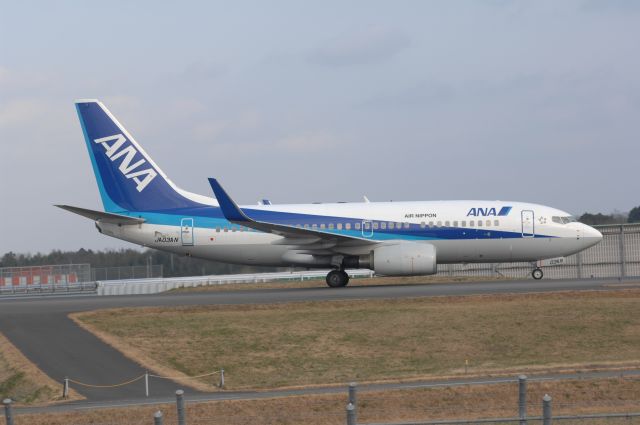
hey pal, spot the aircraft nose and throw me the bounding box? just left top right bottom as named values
left=586, top=225, right=603, bottom=240
left=582, top=224, right=603, bottom=248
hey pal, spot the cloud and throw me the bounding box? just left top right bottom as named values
left=0, top=98, right=48, bottom=128
left=275, top=131, right=345, bottom=152
left=182, top=61, right=227, bottom=80
left=192, top=121, right=227, bottom=142
left=307, top=27, right=410, bottom=67
left=581, top=0, right=640, bottom=13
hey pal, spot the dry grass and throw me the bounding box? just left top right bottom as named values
left=73, top=289, right=640, bottom=391
left=170, top=274, right=513, bottom=292
left=0, top=333, right=82, bottom=405
left=11, top=377, right=640, bottom=425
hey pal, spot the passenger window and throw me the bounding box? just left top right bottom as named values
left=486, top=220, right=491, bottom=227
left=304, top=224, right=309, bottom=229
left=494, top=220, right=499, bottom=226
left=232, top=226, right=237, bottom=232
left=437, top=221, right=442, bottom=227
left=420, top=222, right=426, bottom=228
left=381, top=222, right=387, bottom=230
left=373, top=222, right=379, bottom=230
left=216, top=226, right=221, bottom=232
left=337, top=223, right=342, bottom=230
left=346, top=223, right=352, bottom=230
left=389, top=222, right=395, bottom=230
left=320, top=224, right=326, bottom=229
left=477, top=221, right=483, bottom=227
left=328, top=223, right=334, bottom=230
left=296, top=224, right=302, bottom=228
left=461, top=221, right=466, bottom=227
left=453, top=221, right=458, bottom=227
left=355, top=222, right=361, bottom=230
left=404, top=222, right=410, bottom=229
left=445, top=221, right=450, bottom=227
left=429, top=221, right=434, bottom=228
left=470, top=220, right=474, bottom=227
left=223, top=227, right=228, bottom=232
left=312, top=224, right=318, bottom=229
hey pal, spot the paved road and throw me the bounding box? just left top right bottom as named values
left=15, top=368, right=640, bottom=415
left=0, top=277, right=632, bottom=402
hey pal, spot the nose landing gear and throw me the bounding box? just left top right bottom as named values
left=326, top=269, right=350, bottom=287
left=532, top=268, right=544, bottom=280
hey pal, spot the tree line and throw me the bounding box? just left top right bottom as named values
left=578, top=206, right=640, bottom=225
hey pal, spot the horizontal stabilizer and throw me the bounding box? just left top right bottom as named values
left=56, top=205, right=145, bottom=225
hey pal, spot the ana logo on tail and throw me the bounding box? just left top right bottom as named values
left=94, top=134, right=158, bottom=192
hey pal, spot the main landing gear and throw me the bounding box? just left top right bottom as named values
left=326, top=270, right=350, bottom=287
left=531, top=268, right=544, bottom=280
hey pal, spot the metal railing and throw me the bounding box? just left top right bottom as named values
left=96, top=269, right=375, bottom=295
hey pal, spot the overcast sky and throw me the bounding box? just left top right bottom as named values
left=1, top=1, right=639, bottom=254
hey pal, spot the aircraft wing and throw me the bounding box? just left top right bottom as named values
left=208, top=178, right=375, bottom=247
left=56, top=205, right=145, bottom=225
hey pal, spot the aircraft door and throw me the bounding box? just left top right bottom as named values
left=521, top=210, right=534, bottom=238
left=362, top=220, right=373, bottom=238
left=181, top=218, right=194, bottom=246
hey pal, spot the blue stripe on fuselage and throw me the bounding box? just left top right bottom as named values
left=122, top=206, right=552, bottom=240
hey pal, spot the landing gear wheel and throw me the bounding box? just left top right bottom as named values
left=532, top=268, right=544, bottom=280
left=326, top=270, right=350, bottom=287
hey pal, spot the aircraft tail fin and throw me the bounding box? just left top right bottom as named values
left=75, top=100, right=205, bottom=212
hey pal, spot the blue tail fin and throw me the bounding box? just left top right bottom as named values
left=75, top=100, right=201, bottom=212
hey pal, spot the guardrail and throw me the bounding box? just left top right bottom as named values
left=97, top=269, right=374, bottom=296
left=0, top=282, right=97, bottom=297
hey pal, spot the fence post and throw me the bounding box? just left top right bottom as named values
left=219, top=368, right=225, bottom=388
left=348, top=382, right=357, bottom=423
left=619, top=225, right=626, bottom=279
left=176, top=389, right=186, bottom=425
left=542, top=394, right=552, bottom=425
left=576, top=251, right=583, bottom=279
left=346, top=402, right=356, bottom=425
left=145, top=371, right=149, bottom=397
left=63, top=377, right=69, bottom=398
left=153, top=410, right=164, bottom=425
left=3, top=398, right=14, bottom=425
left=518, top=375, right=527, bottom=425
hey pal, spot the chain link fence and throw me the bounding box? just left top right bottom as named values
left=91, top=265, right=164, bottom=281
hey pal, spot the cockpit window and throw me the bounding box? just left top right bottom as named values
left=552, top=216, right=577, bottom=224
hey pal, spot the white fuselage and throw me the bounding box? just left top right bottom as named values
left=96, top=200, right=603, bottom=267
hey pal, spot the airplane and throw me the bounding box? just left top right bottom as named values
left=58, top=100, right=603, bottom=287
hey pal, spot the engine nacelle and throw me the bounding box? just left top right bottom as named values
left=372, top=242, right=437, bottom=276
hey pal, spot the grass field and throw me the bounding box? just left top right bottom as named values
left=73, top=289, right=640, bottom=391
left=11, top=377, right=640, bottom=425
left=0, top=333, right=82, bottom=405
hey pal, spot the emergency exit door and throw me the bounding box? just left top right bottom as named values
left=181, top=218, right=194, bottom=246
left=521, top=210, right=535, bottom=238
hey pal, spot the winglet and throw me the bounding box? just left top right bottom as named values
left=208, top=178, right=252, bottom=223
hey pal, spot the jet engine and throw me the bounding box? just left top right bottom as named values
left=371, top=242, right=437, bottom=276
